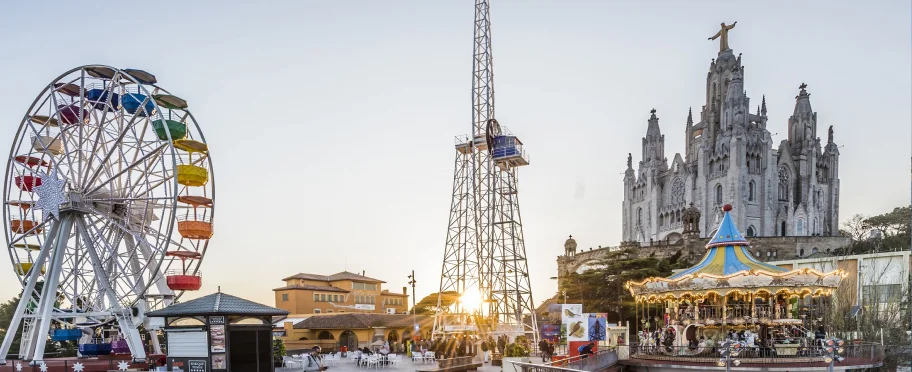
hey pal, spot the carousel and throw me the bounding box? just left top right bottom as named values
left=624, top=204, right=847, bottom=364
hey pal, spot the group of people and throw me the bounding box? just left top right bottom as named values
left=536, top=338, right=556, bottom=362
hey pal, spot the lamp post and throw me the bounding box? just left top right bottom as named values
left=408, top=271, right=417, bottom=338
left=716, top=340, right=741, bottom=372
left=822, top=337, right=845, bottom=372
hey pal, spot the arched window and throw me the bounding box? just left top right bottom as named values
left=746, top=226, right=756, bottom=237
left=748, top=181, right=755, bottom=201
left=799, top=248, right=805, bottom=257
left=796, top=218, right=805, bottom=236
left=715, top=184, right=723, bottom=205
left=318, top=331, right=335, bottom=340
left=780, top=221, right=786, bottom=237
left=637, top=208, right=643, bottom=226
left=813, top=218, right=818, bottom=235
left=778, top=167, right=790, bottom=201
left=811, top=247, right=818, bottom=255
left=658, top=215, right=663, bottom=226
left=676, top=210, right=681, bottom=223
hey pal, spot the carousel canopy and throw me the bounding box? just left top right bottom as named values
left=625, top=205, right=845, bottom=299
left=669, top=205, right=787, bottom=279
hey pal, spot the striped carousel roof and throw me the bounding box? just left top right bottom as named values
left=668, top=205, right=786, bottom=279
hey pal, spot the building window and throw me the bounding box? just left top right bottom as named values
left=321, top=294, right=327, bottom=302
left=778, top=166, right=789, bottom=201
left=781, top=221, right=786, bottom=236
left=773, top=250, right=777, bottom=257
left=353, top=283, right=378, bottom=291
left=796, top=219, right=805, bottom=236
left=799, top=248, right=804, bottom=257
left=811, top=247, right=818, bottom=255
left=748, top=181, right=755, bottom=201
left=766, top=251, right=771, bottom=257
left=314, top=309, right=321, bottom=314
left=314, top=294, right=319, bottom=302
left=715, top=184, right=723, bottom=205
left=746, top=226, right=756, bottom=237
left=327, top=310, right=333, bottom=313
left=636, top=208, right=643, bottom=226
left=813, top=218, right=818, bottom=235
left=282, top=294, right=289, bottom=302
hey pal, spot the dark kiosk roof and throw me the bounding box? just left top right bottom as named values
left=272, top=284, right=350, bottom=293
left=282, top=271, right=385, bottom=283
left=147, top=292, right=289, bottom=317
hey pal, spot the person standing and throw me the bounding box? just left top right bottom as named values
left=497, top=335, right=506, bottom=356
left=538, top=338, right=548, bottom=362
left=480, top=339, right=490, bottom=363
left=304, top=346, right=328, bottom=372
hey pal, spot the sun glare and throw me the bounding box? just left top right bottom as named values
left=459, top=287, right=483, bottom=312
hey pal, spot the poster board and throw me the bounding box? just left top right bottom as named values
left=208, top=316, right=227, bottom=371
left=561, top=304, right=586, bottom=342
left=587, top=314, right=607, bottom=343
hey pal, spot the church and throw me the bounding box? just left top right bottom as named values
left=621, top=22, right=841, bottom=244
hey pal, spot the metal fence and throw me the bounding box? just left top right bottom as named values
left=629, top=342, right=884, bottom=366
left=509, top=350, right=618, bottom=372
left=0, top=358, right=152, bottom=372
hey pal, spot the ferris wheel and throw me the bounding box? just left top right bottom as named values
left=0, top=66, right=215, bottom=364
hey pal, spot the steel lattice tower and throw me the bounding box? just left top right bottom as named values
left=433, top=0, right=538, bottom=344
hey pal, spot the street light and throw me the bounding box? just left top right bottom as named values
left=408, top=271, right=417, bottom=339
left=717, top=340, right=741, bottom=372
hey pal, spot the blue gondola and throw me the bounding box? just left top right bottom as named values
left=491, top=136, right=521, bottom=158
left=85, top=89, right=120, bottom=112
left=121, top=93, right=155, bottom=116
left=79, top=342, right=112, bottom=356
left=50, top=329, right=82, bottom=342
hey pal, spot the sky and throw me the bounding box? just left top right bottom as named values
left=0, top=1, right=909, bottom=309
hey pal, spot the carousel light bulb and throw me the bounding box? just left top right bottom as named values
left=733, top=360, right=741, bottom=366
left=717, top=360, right=725, bottom=367
left=837, top=347, right=844, bottom=353
left=823, top=356, right=833, bottom=363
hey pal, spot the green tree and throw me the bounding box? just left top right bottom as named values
left=559, top=248, right=690, bottom=326
left=839, top=205, right=911, bottom=255
left=410, top=291, right=460, bottom=315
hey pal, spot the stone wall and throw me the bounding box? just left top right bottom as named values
left=556, top=235, right=851, bottom=279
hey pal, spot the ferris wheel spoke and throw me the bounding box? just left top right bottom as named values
left=82, top=109, right=155, bottom=190
left=86, top=143, right=166, bottom=196
left=74, top=217, right=132, bottom=310
left=84, top=215, right=144, bottom=298
left=47, top=93, right=82, bottom=184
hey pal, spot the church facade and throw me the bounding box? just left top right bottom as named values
left=621, top=26, right=841, bottom=244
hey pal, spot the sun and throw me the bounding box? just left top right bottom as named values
left=459, top=287, right=483, bottom=312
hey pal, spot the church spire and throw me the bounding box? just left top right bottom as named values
left=760, top=95, right=767, bottom=116
left=686, top=107, right=693, bottom=125
left=646, top=108, right=661, bottom=137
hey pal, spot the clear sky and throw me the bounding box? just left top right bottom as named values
left=0, top=1, right=909, bottom=309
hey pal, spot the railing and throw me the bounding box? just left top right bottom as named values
left=0, top=358, right=152, bottom=371
left=629, top=343, right=884, bottom=367
left=510, top=349, right=618, bottom=372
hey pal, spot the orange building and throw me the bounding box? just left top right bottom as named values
left=273, top=271, right=409, bottom=316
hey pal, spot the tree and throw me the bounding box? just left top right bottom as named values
left=410, top=291, right=460, bottom=315
left=839, top=205, right=911, bottom=255
left=558, top=248, right=690, bottom=326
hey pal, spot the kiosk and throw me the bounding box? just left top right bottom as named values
left=147, top=291, right=288, bottom=372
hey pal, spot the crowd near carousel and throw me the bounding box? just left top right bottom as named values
left=623, top=205, right=883, bottom=369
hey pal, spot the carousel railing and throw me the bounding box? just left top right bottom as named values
left=628, top=342, right=884, bottom=367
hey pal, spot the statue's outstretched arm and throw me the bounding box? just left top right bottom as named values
left=708, top=31, right=721, bottom=40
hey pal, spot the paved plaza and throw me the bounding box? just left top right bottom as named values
left=278, top=358, right=535, bottom=372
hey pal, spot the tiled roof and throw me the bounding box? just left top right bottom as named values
left=380, top=290, right=409, bottom=297
left=147, top=292, right=289, bottom=317
left=293, top=314, right=432, bottom=330
left=282, top=271, right=385, bottom=283
left=272, top=284, right=350, bottom=293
